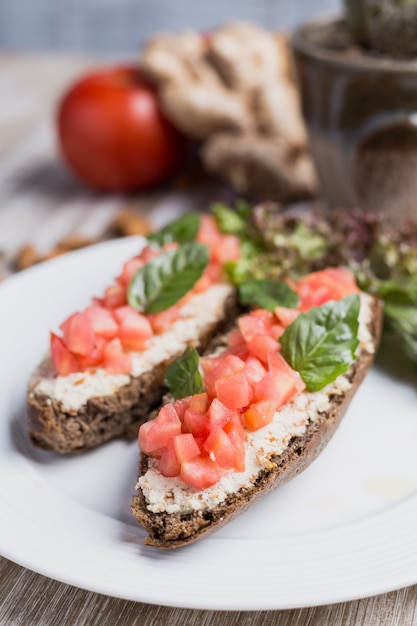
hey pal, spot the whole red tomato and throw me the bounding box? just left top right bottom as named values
left=57, top=65, right=188, bottom=192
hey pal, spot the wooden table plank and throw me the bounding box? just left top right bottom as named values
left=1, top=52, right=417, bottom=626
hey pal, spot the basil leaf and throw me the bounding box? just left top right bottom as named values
left=128, top=242, right=209, bottom=314
left=164, top=346, right=204, bottom=400
left=280, top=294, right=360, bottom=392
left=238, top=279, right=299, bottom=311
left=147, top=212, right=201, bottom=247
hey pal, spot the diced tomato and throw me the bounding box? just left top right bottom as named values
left=269, top=323, right=286, bottom=340
left=103, top=338, right=132, bottom=374
left=189, top=392, right=209, bottom=413
left=173, top=396, right=191, bottom=419
left=113, top=306, right=153, bottom=351
left=297, top=267, right=358, bottom=310
left=238, top=314, right=268, bottom=343
left=207, top=398, right=234, bottom=430
left=50, top=331, right=80, bottom=376
left=268, top=351, right=306, bottom=393
left=254, top=369, right=298, bottom=408
left=211, top=234, right=240, bottom=264
left=196, top=214, right=222, bottom=248
left=84, top=305, right=118, bottom=339
left=274, top=306, right=299, bottom=327
left=147, top=307, right=179, bottom=334
left=227, top=329, right=246, bottom=352
left=244, top=355, right=267, bottom=385
left=77, top=335, right=108, bottom=368
left=157, top=438, right=181, bottom=477
left=215, top=373, right=251, bottom=410
left=174, top=433, right=201, bottom=464
left=138, top=403, right=182, bottom=455
left=246, top=333, right=279, bottom=363
left=203, top=426, right=244, bottom=471
left=243, top=399, right=277, bottom=431
left=224, top=414, right=246, bottom=459
left=183, top=408, right=211, bottom=437
left=203, top=358, right=235, bottom=398
left=180, top=456, right=223, bottom=490
left=223, top=354, right=246, bottom=373
left=138, top=245, right=160, bottom=264
left=103, top=283, right=127, bottom=308
left=117, top=256, right=143, bottom=286
left=60, top=311, right=96, bottom=356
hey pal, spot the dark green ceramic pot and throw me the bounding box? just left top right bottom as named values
left=292, top=19, right=417, bottom=219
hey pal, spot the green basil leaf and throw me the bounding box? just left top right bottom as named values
left=147, top=212, right=201, bottom=247
left=280, top=294, right=360, bottom=392
left=238, top=279, right=299, bottom=311
left=164, top=346, right=204, bottom=400
left=128, top=242, right=209, bottom=314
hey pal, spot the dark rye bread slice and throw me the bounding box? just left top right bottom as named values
left=131, top=295, right=383, bottom=549
left=27, top=290, right=239, bottom=454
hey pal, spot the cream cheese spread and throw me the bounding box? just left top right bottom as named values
left=29, top=283, right=234, bottom=412
left=137, top=293, right=374, bottom=515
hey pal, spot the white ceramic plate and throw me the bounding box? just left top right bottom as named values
left=1, top=237, right=417, bottom=611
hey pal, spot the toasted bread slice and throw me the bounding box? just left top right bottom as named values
left=131, top=293, right=383, bottom=549
left=27, top=285, right=238, bottom=454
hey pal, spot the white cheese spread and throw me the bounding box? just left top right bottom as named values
left=137, top=293, right=374, bottom=515
left=29, top=283, right=234, bottom=412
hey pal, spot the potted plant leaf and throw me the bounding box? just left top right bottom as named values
left=292, top=1, right=417, bottom=220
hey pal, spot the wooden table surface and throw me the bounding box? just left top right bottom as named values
left=1, top=52, right=417, bottom=626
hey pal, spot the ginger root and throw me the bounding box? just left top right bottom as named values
left=141, top=22, right=318, bottom=203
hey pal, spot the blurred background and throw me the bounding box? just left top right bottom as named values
left=0, top=0, right=341, bottom=54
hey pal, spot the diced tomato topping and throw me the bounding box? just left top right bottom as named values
left=204, top=426, right=244, bottom=471
left=223, top=354, right=246, bottom=373
left=103, top=283, right=127, bottom=308
left=60, top=312, right=96, bottom=356
left=244, top=355, right=267, bottom=385
left=180, top=457, right=223, bottom=490
left=77, top=335, right=108, bottom=368
left=215, top=373, right=252, bottom=410
left=113, top=306, right=153, bottom=351
left=174, top=433, right=201, bottom=464
left=254, top=369, right=298, bottom=408
left=138, top=403, right=181, bottom=456
left=246, top=333, right=279, bottom=363
left=183, top=408, right=211, bottom=437
left=84, top=305, right=118, bottom=339
left=50, top=332, right=80, bottom=376
left=243, top=399, right=277, bottom=431
left=189, top=392, right=209, bottom=414
left=157, top=439, right=181, bottom=477
left=117, top=256, right=143, bottom=286
left=103, top=338, right=132, bottom=374
left=297, top=267, right=359, bottom=310
left=173, top=397, right=191, bottom=419
left=147, top=307, right=180, bottom=334
left=207, top=398, right=234, bottom=430
left=274, top=306, right=299, bottom=327
left=268, top=351, right=306, bottom=393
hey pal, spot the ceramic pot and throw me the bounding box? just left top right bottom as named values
left=292, top=19, right=417, bottom=219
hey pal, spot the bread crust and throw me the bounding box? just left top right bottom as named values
left=131, top=296, right=383, bottom=549
left=26, top=292, right=239, bottom=454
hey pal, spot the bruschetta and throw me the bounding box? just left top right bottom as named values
left=26, top=214, right=241, bottom=453
left=131, top=268, right=383, bottom=548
